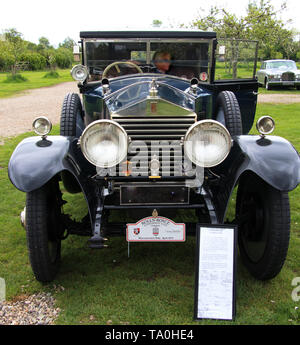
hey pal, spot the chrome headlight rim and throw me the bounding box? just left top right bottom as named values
left=71, top=64, right=88, bottom=82
left=32, top=116, right=52, bottom=137
left=184, top=119, right=232, bottom=168
left=256, top=116, right=275, bottom=135
left=79, top=119, right=128, bottom=168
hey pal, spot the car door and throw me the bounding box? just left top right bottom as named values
left=210, top=39, right=259, bottom=134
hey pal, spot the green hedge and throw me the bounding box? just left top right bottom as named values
left=53, top=48, right=73, bottom=69
left=0, top=50, right=14, bottom=71
left=0, top=46, right=73, bottom=72
left=20, top=52, right=47, bottom=70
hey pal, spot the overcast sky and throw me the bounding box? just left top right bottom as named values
left=1, top=0, right=300, bottom=46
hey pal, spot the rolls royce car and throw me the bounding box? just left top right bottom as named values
left=257, top=59, right=300, bottom=90
left=8, top=31, right=300, bottom=282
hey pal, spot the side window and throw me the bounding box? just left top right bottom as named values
left=261, top=63, right=266, bottom=70
left=215, top=39, right=258, bottom=81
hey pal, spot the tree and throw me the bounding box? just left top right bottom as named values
left=186, top=0, right=296, bottom=62
left=53, top=48, right=73, bottom=69
left=4, top=28, right=26, bottom=75
left=152, top=19, right=163, bottom=28
left=38, top=37, right=51, bottom=50
left=59, top=37, right=75, bottom=51
left=0, top=41, right=14, bottom=71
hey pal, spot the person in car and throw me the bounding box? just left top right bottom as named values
left=152, top=51, right=171, bottom=74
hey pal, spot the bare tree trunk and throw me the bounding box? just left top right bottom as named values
left=231, top=40, right=239, bottom=79
left=11, top=64, right=17, bottom=76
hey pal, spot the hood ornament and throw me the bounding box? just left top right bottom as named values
left=148, top=79, right=159, bottom=99
left=152, top=209, right=158, bottom=218
left=148, top=79, right=159, bottom=113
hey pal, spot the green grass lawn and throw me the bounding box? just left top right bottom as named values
left=0, top=69, right=73, bottom=98
left=215, top=64, right=255, bottom=80
left=258, top=85, right=300, bottom=94
left=0, top=103, right=300, bottom=325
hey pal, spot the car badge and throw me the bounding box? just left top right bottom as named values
left=200, top=72, right=208, bottom=82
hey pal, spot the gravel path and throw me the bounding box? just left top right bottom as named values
left=0, top=293, right=60, bottom=325
left=0, top=81, right=78, bottom=138
left=258, top=93, right=300, bottom=104
left=1, top=82, right=300, bottom=138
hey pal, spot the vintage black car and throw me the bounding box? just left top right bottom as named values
left=8, top=31, right=300, bottom=283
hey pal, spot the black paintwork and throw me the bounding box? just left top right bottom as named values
left=81, top=74, right=258, bottom=134
left=80, top=31, right=217, bottom=39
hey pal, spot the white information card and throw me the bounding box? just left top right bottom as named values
left=194, top=225, right=237, bottom=321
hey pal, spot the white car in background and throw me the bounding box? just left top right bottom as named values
left=257, top=59, right=300, bottom=90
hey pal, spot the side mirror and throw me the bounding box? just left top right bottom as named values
left=73, top=45, right=81, bottom=62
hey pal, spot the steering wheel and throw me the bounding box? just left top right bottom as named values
left=102, top=61, right=143, bottom=78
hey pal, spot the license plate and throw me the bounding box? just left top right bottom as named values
left=283, top=81, right=294, bottom=85
left=127, top=216, right=185, bottom=242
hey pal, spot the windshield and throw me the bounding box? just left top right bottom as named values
left=267, top=61, right=297, bottom=70
left=84, top=40, right=211, bottom=81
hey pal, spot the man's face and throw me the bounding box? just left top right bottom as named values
left=155, top=54, right=171, bottom=72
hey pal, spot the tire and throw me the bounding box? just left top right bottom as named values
left=60, top=93, right=84, bottom=137
left=236, top=173, right=290, bottom=280
left=25, top=179, right=63, bottom=282
left=265, top=78, right=272, bottom=91
left=215, top=91, right=243, bottom=136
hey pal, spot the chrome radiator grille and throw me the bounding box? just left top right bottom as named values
left=111, top=114, right=196, bottom=176
left=282, top=72, right=295, bottom=81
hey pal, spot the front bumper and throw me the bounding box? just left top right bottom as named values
left=268, top=80, right=300, bottom=87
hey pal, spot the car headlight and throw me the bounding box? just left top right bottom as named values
left=256, top=116, right=275, bottom=135
left=79, top=120, right=128, bottom=168
left=184, top=120, right=232, bottom=168
left=71, top=64, right=88, bottom=82
left=32, top=116, right=52, bottom=137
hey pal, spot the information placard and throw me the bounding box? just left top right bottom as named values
left=194, top=224, right=237, bottom=321
left=127, top=216, right=185, bottom=242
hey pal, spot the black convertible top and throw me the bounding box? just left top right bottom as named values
left=80, top=30, right=217, bottom=39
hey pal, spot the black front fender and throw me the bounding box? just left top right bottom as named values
left=8, top=135, right=102, bottom=235
left=210, top=134, right=300, bottom=223
left=235, top=135, right=300, bottom=191
left=8, top=136, right=71, bottom=192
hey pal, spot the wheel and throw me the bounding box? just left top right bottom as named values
left=236, top=173, right=290, bottom=280
left=215, top=91, right=243, bottom=136
left=25, top=178, right=64, bottom=282
left=60, top=93, right=84, bottom=137
left=265, top=78, right=272, bottom=90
